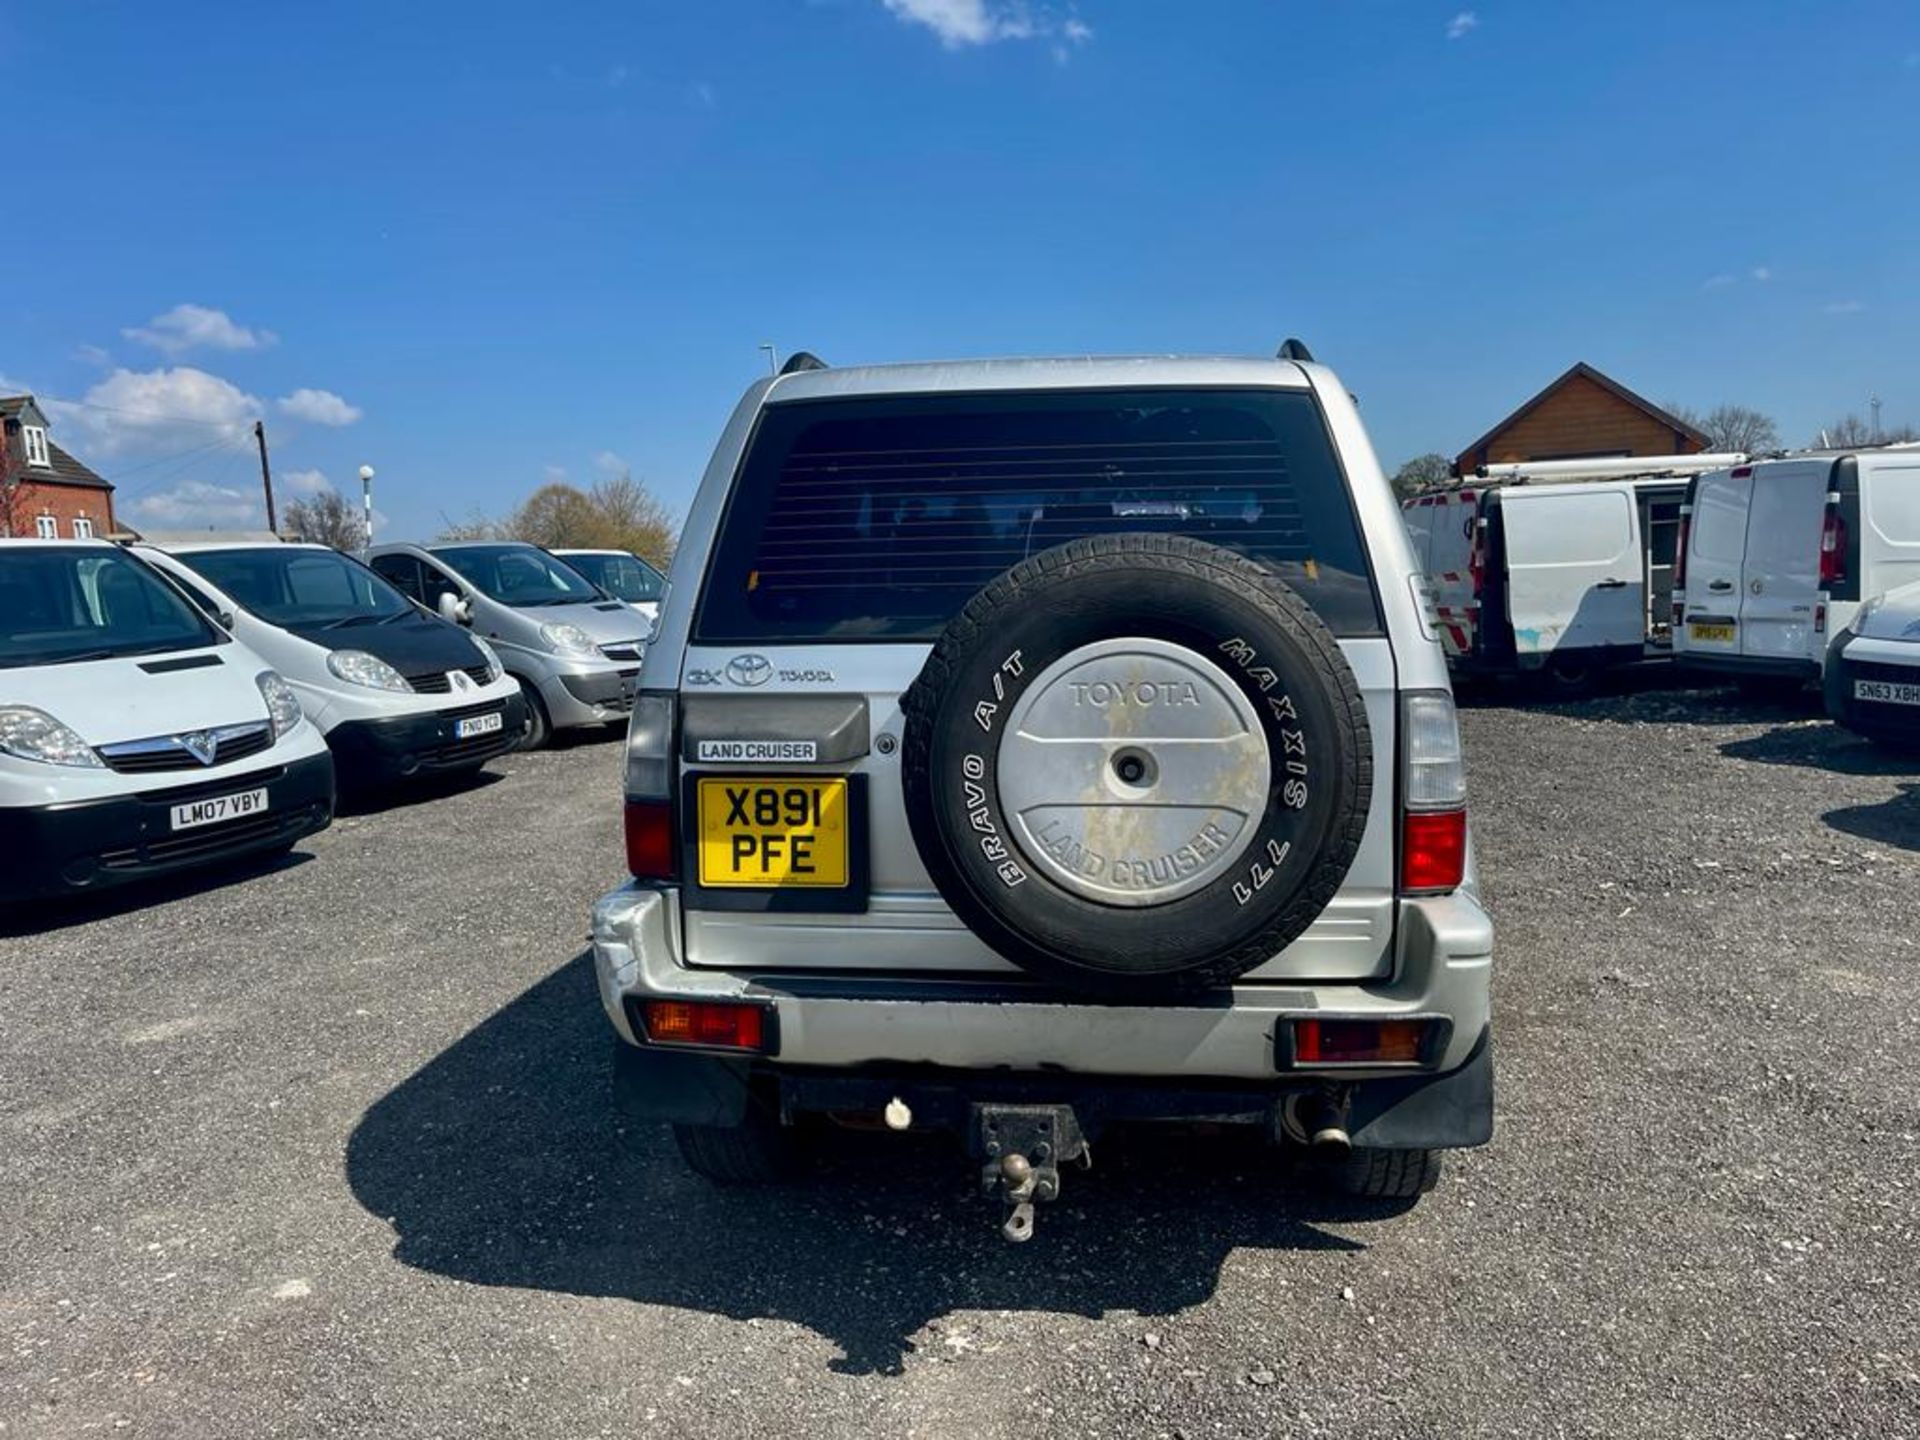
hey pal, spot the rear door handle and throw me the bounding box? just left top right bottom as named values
left=1707, top=579, right=1733, bottom=592
left=1596, top=578, right=1628, bottom=590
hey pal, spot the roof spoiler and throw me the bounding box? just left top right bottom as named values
left=778, top=351, right=829, bottom=375
left=1275, top=338, right=1314, bottom=362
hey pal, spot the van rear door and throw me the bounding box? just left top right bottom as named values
left=1501, top=485, right=1642, bottom=659
left=1677, top=467, right=1750, bottom=658
left=1737, top=461, right=1828, bottom=665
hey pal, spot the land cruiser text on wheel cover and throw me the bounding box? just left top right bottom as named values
left=901, top=533, right=1372, bottom=997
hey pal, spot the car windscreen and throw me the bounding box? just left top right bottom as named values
left=694, top=388, right=1383, bottom=642
left=0, top=547, right=224, bottom=668
left=567, top=552, right=665, bottom=602
left=179, top=547, right=412, bottom=629
left=434, top=545, right=601, bottom=607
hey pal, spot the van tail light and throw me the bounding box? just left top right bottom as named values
left=1400, top=692, right=1467, bottom=895
left=624, top=691, right=679, bottom=881
left=1819, top=502, right=1848, bottom=589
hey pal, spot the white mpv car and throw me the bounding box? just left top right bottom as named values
left=0, top=540, right=332, bottom=904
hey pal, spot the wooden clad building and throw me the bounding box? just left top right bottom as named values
left=1454, top=362, right=1709, bottom=475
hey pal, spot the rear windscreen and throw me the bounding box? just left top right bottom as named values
left=694, top=388, right=1381, bottom=642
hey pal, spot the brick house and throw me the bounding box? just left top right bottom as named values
left=1453, top=362, right=1710, bottom=475
left=0, top=394, right=116, bottom=539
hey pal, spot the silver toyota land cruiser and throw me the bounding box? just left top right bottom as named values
left=592, top=344, right=1492, bottom=1239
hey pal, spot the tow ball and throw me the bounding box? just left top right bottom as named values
left=972, top=1104, right=1088, bottom=1242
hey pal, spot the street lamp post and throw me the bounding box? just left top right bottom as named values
left=358, top=464, right=376, bottom=548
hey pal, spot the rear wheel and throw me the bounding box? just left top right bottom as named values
left=516, top=681, right=551, bottom=751
left=1539, top=654, right=1598, bottom=698
left=671, top=1116, right=807, bottom=1185
left=1327, top=1147, right=1442, bottom=1200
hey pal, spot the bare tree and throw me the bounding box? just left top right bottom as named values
left=1814, top=413, right=1875, bottom=447
left=1390, top=452, right=1453, bottom=500
left=283, top=488, right=366, bottom=550
left=1666, top=402, right=1779, bottom=454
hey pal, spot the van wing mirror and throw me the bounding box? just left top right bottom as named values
left=437, top=592, right=473, bottom=626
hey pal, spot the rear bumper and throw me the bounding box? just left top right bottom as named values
left=1676, top=651, right=1819, bottom=681
left=0, top=751, right=335, bottom=904
left=326, top=692, right=528, bottom=781
left=590, top=882, right=1494, bottom=1145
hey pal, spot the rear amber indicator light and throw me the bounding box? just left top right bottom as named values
left=1294, top=1018, right=1429, bottom=1065
left=1401, top=809, right=1467, bottom=894
left=641, top=1000, right=769, bottom=1052
left=625, top=799, right=676, bottom=881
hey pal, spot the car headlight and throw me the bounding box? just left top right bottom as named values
left=327, top=649, right=412, bottom=692
left=256, top=671, right=304, bottom=737
left=0, top=706, right=105, bottom=768
left=471, top=635, right=505, bottom=683
left=539, top=622, right=599, bottom=656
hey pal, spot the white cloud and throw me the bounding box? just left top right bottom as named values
left=48, top=367, right=263, bottom=457
left=543, top=464, right=569, bottom=484
left=880, top=0, right=1090, bottom=50
left=129, top=479, right=265, bottom=530
left=123, top=303, right=277, bottom=355
left=1823, top=299, right=1867, bottom=315
left=281, top=467, right=332, bottom=497
left=73, top=343, right=113, bottom=367
left=592, top=449, right=628, bottom=476
left=277, top=387, right=363, bottom=427
left=690, top=81, right=717, bottom=109
left=1750, top=265, right=1774, bottom=282
left=1446, top=11, right=1479, bottom=39
left=1702, top=273, right=1737, bottom=289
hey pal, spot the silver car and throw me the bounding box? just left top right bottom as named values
left=593, top=347, right=1491, bottom=1238
left=367, top=541, right=648, bottom=748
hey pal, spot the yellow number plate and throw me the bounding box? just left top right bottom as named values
left=696, top=778, right=849, bottom=888
left=1690, top=622, right=1736, bottom=643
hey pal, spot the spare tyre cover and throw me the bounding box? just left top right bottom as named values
left=900, top=534, right=1372, bottom=997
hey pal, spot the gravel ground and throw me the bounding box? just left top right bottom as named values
left=3, top=685, right=1918, bottom=1439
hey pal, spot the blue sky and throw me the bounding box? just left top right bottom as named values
left=5, top=1, right=1917, bottom=540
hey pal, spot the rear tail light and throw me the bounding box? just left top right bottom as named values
left=624, top=691, right=679, bottom=880
left=1294, top=1018, right=1431, bottom=1065
left=1819, top=501, right=1848, bottom=589
left=625, top=800, right=676, bottom=881
left=639, top=999, right=770, bottom=1053
left=1400, top=691, right=1467, bottom=895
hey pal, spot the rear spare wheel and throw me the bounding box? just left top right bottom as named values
left=900, top=535, right=1371, bottom=998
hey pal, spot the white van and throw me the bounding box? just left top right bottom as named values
left=1403, top=476, right=1686, bottom=690
left=1673, top=450, right=1920, bottom=690
left=0, top=540, right=333, bottom=903
left=136, top=542, right=528, bottom=788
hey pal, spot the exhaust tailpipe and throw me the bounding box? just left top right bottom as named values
left=1300, top=1094, right=1352, bottom=1156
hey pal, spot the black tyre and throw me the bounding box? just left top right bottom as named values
left=671, top=1117, right=805, bottom=1185
left=1539, top=654, right=1598, bottom=698
left=900, top=534, right=1372, bottom=998
left=516, top=681, right=551, bottom=751
left=1328, top=1147, right=1442, bottom=1200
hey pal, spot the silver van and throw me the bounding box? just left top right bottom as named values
left=592, top=348, right=1491, bottom=1237
left=366, top=541, right=649, bottom=748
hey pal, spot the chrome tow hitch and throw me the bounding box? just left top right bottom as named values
left=973, top=1103, right=1087, bottom=1242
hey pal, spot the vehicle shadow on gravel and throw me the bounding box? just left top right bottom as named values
left=1824, top=783, right=1920, bottom=851
left=1456, top=672, right=1823, bottom=727
left=346, top=953, right=1382, bottom=1377
left=0, top=848, right=316, bottom=939
left=1718, top=726, right=1920, bottom=778
left=334, top=767, right=505, bottom=818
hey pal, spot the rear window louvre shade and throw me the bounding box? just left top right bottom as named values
left=694, top=388, right=1382, bottom=643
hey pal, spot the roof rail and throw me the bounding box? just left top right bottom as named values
left=778, top=351, right=829, bottom=375
left=1275, top=338, right=1314, bottom=362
